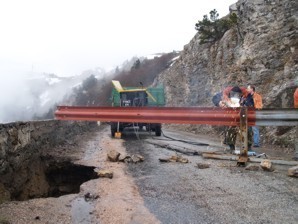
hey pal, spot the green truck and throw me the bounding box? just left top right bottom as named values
left=110, top=80, right=165, bottom=137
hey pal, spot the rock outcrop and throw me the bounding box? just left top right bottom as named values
left=154, top=0, right=297, bottom=149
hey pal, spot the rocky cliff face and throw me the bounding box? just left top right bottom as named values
left=154, top=0, right=297, bottom=147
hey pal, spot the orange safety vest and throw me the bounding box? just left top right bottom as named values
left=253, top=92, right=263, bottom=109
left=294, top=88, right=298, bottom=108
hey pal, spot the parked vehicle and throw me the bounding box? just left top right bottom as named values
left=110, top=80, right=165, bottom=137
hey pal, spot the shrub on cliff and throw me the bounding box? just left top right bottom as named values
left=195, top=9, right=237, bottom=44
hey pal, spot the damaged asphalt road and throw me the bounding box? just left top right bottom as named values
left=123, top=129, right=298, bottom=224
left=0, top=125, right=297, bottom=224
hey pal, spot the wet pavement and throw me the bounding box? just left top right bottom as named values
left=0, top=125, right=297, bottom=224
left=123, top=129, right=298, bottom=224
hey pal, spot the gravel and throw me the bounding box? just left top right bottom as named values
left=0, top=125, right=297, bottom=224
left=125, top=129, right=298, bottom=224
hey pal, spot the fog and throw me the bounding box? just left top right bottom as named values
left=0, top=0, right=236, bottom=122
left=0, top=67, right=108, bottom=123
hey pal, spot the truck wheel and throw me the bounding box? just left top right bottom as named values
left=111, top=122, right=118, bottom=137
left=155, top=124, right=161, bottom=136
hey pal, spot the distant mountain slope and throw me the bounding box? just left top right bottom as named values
left=0, top=72, right=101, bottom=123
left=65, top=51, right=180, bottom=108
left=0, top=52, right=179, bottom=123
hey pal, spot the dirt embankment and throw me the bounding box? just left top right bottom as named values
left=0, top=120, right=98, bottom=202
left=0, top=124, right=160, bottom=224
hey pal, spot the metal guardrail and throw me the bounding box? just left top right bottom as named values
left=255, top=109, right=298, bottom=126
left=55, top=106, right=298, bottom=126
left=55, top=106, right=298, bottom=165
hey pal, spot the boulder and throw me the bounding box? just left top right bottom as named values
left=131, top=154, right=144, bottom=163
left=159, top=155, right=189, bottom=163
left=97, top=170, right=113, bottom=179
left=260, top=159, right=274, bottom=171
left=107, top=149, right=120, bottom=162
left=288, top=166, right=298, bottom=177
left=118, top=154, right=129, bottom=162
left=84, top=192, right=100, bottom=201
left=196, top=163, right=210, bottom=169
left=118, top=154, right=144, bottom=163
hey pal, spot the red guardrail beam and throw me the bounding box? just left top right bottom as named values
left=55, top=106, right=257, bottom=126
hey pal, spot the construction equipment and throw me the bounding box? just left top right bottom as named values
left=110, top=80, right=165, bottom=137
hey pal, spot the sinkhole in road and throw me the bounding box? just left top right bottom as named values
left=12, top=160, right=98, bottom=201
left=45, top=161, right=98, bottom=198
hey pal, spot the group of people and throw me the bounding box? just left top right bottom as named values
left=214, top=83, right=298, bottom=160
left=213, top=84, right=263, bottom=152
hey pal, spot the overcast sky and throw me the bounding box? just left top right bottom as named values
left=0, top=0, right=236, bottom=78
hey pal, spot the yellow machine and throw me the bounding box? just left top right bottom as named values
left=110, top=80, right=165, bottom=138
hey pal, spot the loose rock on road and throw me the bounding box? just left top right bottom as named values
left=0, top=125, right=297, bottom=224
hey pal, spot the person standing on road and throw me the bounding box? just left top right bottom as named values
left=246, top=85, right=263, bottom=147
left=219, top=86, right=253, bottom=152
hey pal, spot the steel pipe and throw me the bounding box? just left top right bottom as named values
left=55, top=106, right=298, bottom=127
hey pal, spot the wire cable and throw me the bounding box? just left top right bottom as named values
left=160, top=130, right=209, bottom=146
left=132, top=123, right=140, bottom=140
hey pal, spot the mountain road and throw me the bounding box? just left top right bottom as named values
left=0, top=124, right=297, bottom=224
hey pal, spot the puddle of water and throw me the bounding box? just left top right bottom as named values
left=71, top=197, right=93, bottom=224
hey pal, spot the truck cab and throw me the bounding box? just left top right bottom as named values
left=110, top=80, right=165, bottom=137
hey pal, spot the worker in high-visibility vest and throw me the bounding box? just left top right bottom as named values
left=247, top=85, right=263, bottom=148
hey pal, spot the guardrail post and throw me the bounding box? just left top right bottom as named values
left=55, top=106, right=298, bottom=166
left=238, top=107, right=248, bottom=166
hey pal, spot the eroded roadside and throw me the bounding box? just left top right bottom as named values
left=0, top=124, right=297, bottom=224
left=76, top=126, right=160, bottom=224
left=0, top=125, right=160, bottom=224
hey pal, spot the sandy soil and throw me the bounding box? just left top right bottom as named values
left=0, top=125, right=160, bottom=224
